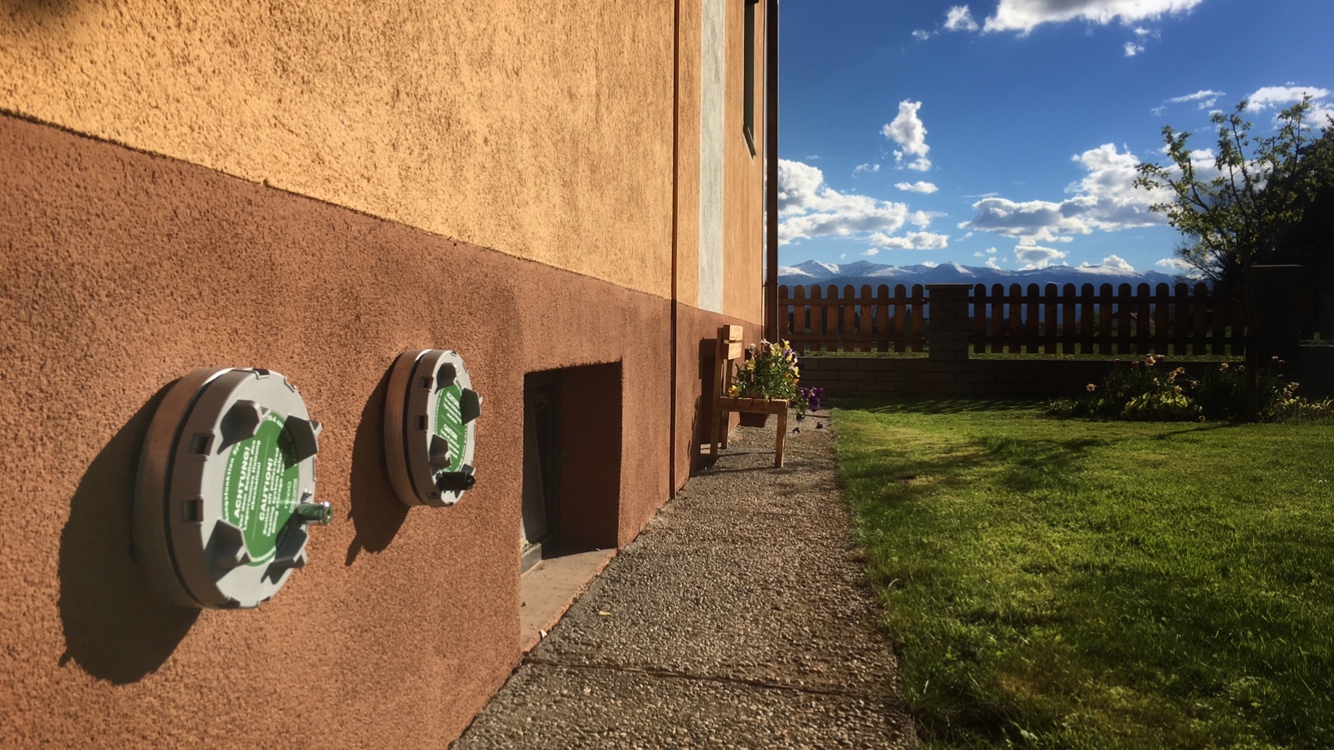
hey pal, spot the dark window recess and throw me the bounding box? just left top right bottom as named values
left=521, top=372, right=562, bottom=572
left=743, top=0, right=758, bottom=156
left=520, top=363, right=623, bottom=574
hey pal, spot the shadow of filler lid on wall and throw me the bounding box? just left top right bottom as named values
left=134, top=368, right=331, bottom=610
left=383, top=349, right=482, bottom=508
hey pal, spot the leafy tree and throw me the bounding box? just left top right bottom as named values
left=1135, top=97, right=1334, bottom=419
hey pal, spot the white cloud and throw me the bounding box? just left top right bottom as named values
left=883, top=101, right=932, bottom=172
left=863, top=248, right=880, bottom=256
left=1015, top=245, right=1067, bottom=270
left=985, top=256, right=1002, bottom=270
left=895, top=181, right=939, bottom=194
left=959, top=197, right=1091, bottom=242
left=853, top=163, right=881, bottom=177
left=945, top=5, right=980, bottom=32
left=983, top=0, right=1204, bottom=34
left=1156, top=257, right=1206, bottom=278
left=958, top=143, right=1170, bottom=243
left=1124, top=42, right=1144, bottom=56
left=922, top=261, right=941, bottom=268
left=868, top=231, right=951, bottom=250
left=912, top=29, right=934, bottom=40
left=909, top=210, right=941, bottom=228
left=1079, top=254, right=1136, bottom=272
left=778, top=159, right=918, bottom=243
left=1246, top=85, right=1334, bottom=127
left=1168, top=89, right=1225, bottom=109
left=1247, top=85, right=1331, bottom=110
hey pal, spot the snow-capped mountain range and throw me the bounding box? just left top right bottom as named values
left=777, top=260, right=1183, bottom=290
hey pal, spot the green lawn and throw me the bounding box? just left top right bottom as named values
left=834, top=399, right=1334, bottom=749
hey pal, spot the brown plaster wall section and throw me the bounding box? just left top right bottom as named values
left=0, top=115, right=719, bottom=747
left=0, top=0, right=677, bottom=299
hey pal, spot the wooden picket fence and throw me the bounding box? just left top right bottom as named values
left=779, top=284, right=927, bottom=353
left=971, top=282, right=1244, bottom=356
left=777, top=282, right=1248, bottom=355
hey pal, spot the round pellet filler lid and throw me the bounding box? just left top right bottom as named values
left=384, top=349, right=482, bottom=507
left=135, top=368, right=330, bottom=609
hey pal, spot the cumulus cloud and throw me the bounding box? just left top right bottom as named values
left=985, top=256, right=1003, bottom=270
left=778, top=159, right=917, bottom=243
left=982, top=0, right=1205, bottom=34
left=958, top=143, right=1171, bottom=243
left=883, top=101, right=933, bottom=172
left=1157, top=257, right=1206, bottom=278
left=1015, top=245, right=1067, bottom=270
left=853, top=163, right=881, bottom=177
left=1124, top=41, right=1144, bottom=56
left=945, top=5, right=980, bottom=31
left=895, top=181, right=939, bottom=194
left=1244, top=85, right=1334, bottom=126
left=868, top=231, right=951, bottom=250
left=959, top=197, right=1091, bottom=242
left=1247, top=85, right=1331, bottom=110
left=863, top=248, right=880, bottom=256
left=1079, top=254, right=1136, bottom=272
left=912, top=29, right=934, bottom=40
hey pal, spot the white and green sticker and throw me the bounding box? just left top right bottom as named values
left=433, top=383, right=468, bottom=473
left=221, top=412, right=300, bottom=566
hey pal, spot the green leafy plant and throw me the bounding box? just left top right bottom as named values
left=1073, top=354, right=1200, bottom=421
left=729, top=339, right=805, bottom=411
left=1058, top=354, right=1314, bottom=422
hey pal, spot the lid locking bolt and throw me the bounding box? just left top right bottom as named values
left=294, top=500, right=333, bottom=526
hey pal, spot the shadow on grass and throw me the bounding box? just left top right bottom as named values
left=835, top=397, right=1333, bottom=747
left=844, top=396, right=1047, bottom=415
left=840, top=434, right=1108, bottom=499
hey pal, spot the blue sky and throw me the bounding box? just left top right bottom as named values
left=776, top=0, right=1334, bottom=274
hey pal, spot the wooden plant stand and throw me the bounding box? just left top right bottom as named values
left=709, top=325, right=788, bottom=468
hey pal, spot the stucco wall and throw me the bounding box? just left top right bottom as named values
left=723, top=0, right=766, bottom=321
left=0, top=0, right=770, bottom=742
left=0, top=114, right=701, bottom=748
left=0, top=0, right=676, bottom=299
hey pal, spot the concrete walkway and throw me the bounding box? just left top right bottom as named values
left=455, top=412, right=918, bottom=749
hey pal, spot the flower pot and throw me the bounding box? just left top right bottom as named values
left=738, top=412, right=770, bottom=427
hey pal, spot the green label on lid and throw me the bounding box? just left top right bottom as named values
left=221, top=412, right=300, bottom=565
left=433, top=383, right=468, bottom=473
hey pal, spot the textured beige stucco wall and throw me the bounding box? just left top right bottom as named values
left=723, top=0, right=765, bottom=321
left=0, top=0, right=676, bottom=298
left=675, top=0, right=702, bottom=310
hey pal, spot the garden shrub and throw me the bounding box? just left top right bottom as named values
left=1052, top=354, right=1316, bottom=422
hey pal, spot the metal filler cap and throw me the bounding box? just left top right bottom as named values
left=135, top=368, right=329, bottom=609
left=384, top=349, right=482, bottom=507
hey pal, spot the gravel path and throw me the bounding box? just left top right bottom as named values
left=454, top=411, right=918, bottom=749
